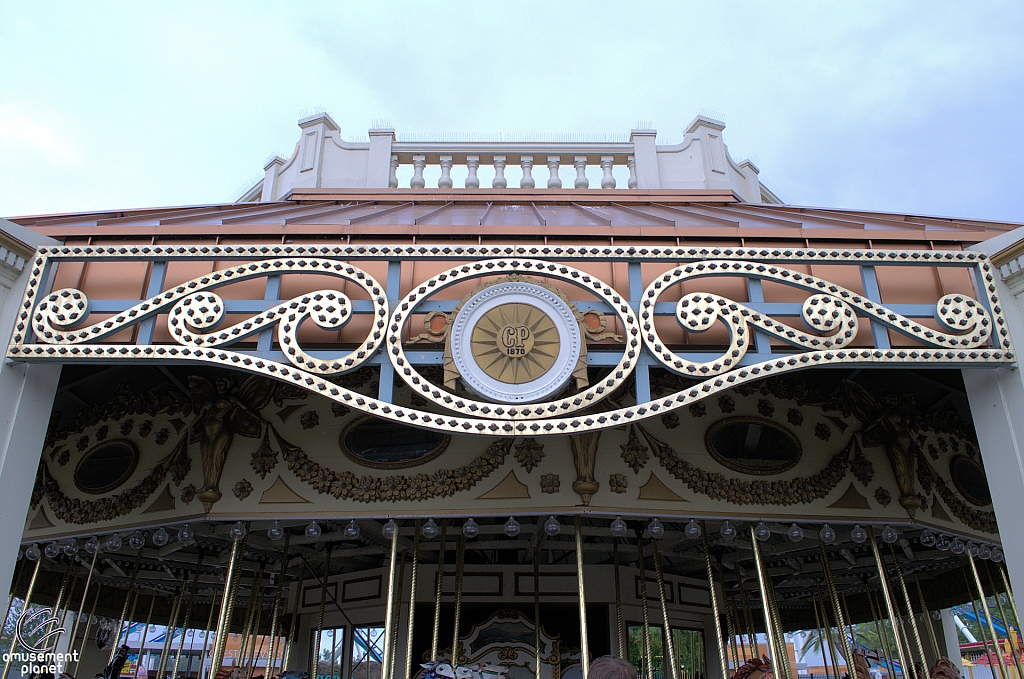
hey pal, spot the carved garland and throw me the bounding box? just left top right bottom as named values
left=917, top=452, right=997, bottom=533
left=637, top=424, right=853, bottom=505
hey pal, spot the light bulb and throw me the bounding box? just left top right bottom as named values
left=685, top=520, right=702, bottom=540
left=421, top=518, right=439, bottom=540
left=979, top=544, right=992, bottom=560
left=382, top=519, right=397, bottom=540
left=720, top=521, right=737, bottom=541
left=610, top=516, right=628, bottom=538
left=992, top=547, right=1004, bottom=563
left=266, top=521, right=284, bottom=542
left=881, top=525, right=898, bottom=544
left=648, top=518, right=665, bottom=540
left=920, top=531, right=936, bottom=547
left=819, top=524, right=836, bottom=544
left=85, top=536, right=100, bottom=554
left=15, top=549, right=22, bottom=562
left=64, top=539, right=80, bottom=556
left=754, top=522, right=771, bottom=542
left=128, top=531, right=145, bottom=550
left=932, top=610, right=942, bottom=620
left=936, top=534, right=951, bottom=551
left=152, top=528, right=169, bottom=547
left=44, top=542, right=60, bottom=559
left=106, top=534, right=122, bottom=552
left=544, top=516, right=561, bottom=537
left=305, top=520, right=322, bottom=540
left=178, top=524, right=195, bottom=545
left=968, top=542, right=980, bottom=558
left=504, top=517, right=521, bottom=538
left=463, top=518, right=480, bottom=539
left=850, top=525, right=867, bottom=544
left=229, top=521, right=246, bottom=541
left=344, top=519, right=361, bottom=539
left=950, top=538, right=965, bottom=555
left=787, top=523, right=804, bottom=543
left=25, top=544, right=40, bottom=561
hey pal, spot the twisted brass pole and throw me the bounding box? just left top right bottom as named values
left=71, top=583, right=104, bottom=676
left=200, top=588, right=220, bottom=679
left=1000, top=565, right=1023, bottom=641
left=820, top=541, right=857, bottom=679
left=912, top=574, right=940, bottom=663
left=737, top=574, right=759, bottom=657
left=888, top=544, right=927, bottom=673
left=157, top=581, right=186, bottom=679
left=267, top=534, right=290, bottom=678
left=210, top=530, right=246, bottom=677
left=451, top=534, right=466, bottom=666
left=238, top=563, right=264, bottom=674
left=173, top=554, right=206, bottom=679
left=613, top=540, right=624, bottom=659
left=574, top=517, right=590, bottom=679
left=652, top=537, right=678, bottom=679
left=281, top=559, right=305, bottom=673
left=700, top=524, right=728, bottom=679
left=430, top=520, right=447, bottom=662
left=636, top=533, right=653, bottom=679
left=968, top=555, right=1010, bottom=679
left=868, top=528, right=912, bottom=679
left=534, top=544, right=541, bottom=679
left=812, top=594, right=836, bottom=679
left=405, top=523, right=420, bottom=679
left=387, top=549, right=407, bottom=679
left=314, top=547, right=331, bottom=677
left=764, top=570, right=791, bottom=679
left=2, top=558, right=42, bottom=679
left=750, top=528, right=781, bottom=675
left=50, top=560, right=77, bottom=653
left=136, top=596, right=155, bottom=678
left=109, top=549, right=143, bottom=663
left=985, top=562, right=1024, bottom=679
left=68, top=547, right=99, bottom=665
left=868, top=589, right=896, bottom=679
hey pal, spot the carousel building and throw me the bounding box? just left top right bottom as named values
left=2, top=113, right=1024, bottom=679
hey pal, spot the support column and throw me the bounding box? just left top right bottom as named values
left=438, top=156, right=454, bottom=189
left=367, top=127, right=396, bottom=188
left=629, top=129, right=660, bottom=189
left=411, top=155, right=427, bottom=189
left=546, top=156, right=562, bottom=189
left=940, top=609, right=966, bottom=673
left=465, top=156, right=481, bottom=189
left=493, top=156, right=508, bottom=189
left=600, top=156, right=616, bottom=189
left=520, top=156, right=535, bottom=189
left=573, top=157, right=589, bottom=189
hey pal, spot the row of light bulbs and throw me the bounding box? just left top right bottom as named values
left=919, top=530, right=1004, bottom=562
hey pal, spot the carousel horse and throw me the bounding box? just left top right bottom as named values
left=852, top=650, right=872, bottom=679
left=929, top=658, right=962, bottom=679
left=733, top=656, right=773, bottom=679
left=589, top=656, right=638, bottom=679
left=422, top=661, right=508, bottom=679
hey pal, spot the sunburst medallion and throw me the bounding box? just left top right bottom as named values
left=470, top=303, right=560, bottom=384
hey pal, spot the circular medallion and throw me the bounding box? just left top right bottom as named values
left=451, top=282, right=581, bottom=403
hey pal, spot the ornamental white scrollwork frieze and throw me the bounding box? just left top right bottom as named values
left=8, top=245, right=1014, bottom=436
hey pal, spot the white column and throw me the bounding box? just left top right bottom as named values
left=388, top=155, right=399, bottom=189
left=260, top=156, right=284, bottom=201
left=630, top=128, right=660, bottom=189
left=573, top=156, right=589, bottom=189
left=410, top=155, right=426, bottom=189
left=492, top=156, right=507, bottom=189
left=627, top=155, right=638, bottom=189
left=465, top=156, right=480, bottom=189
left=366, top=127, right=396, bottom=188
left=940, top=609, right=965, bottom=670
left=438, top=156, right=454, bottom=189
left=546, top=156, right=562, bottom=189
left=520, top=156, right=535, bottom=189
left=599, top=156, right=616, bottom=189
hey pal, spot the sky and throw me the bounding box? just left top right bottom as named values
left=1, top=2, right=1023, bottom=222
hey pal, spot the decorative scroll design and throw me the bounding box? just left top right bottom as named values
left=9, top=247, right=1012, bottom=436
left=637, top=424, right=854, bottom=505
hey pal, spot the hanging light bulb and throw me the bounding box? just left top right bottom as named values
left=754, top=522, right=771, bottom=541
left=382, top=519, right=397, bottom=540
left=85, top=536, right=100, bottom=554
left=344, top=519, right=361, bottom=540
left=610, top=516, right=628, bottom=538
left=968, top=542, right=980, bottom=558
left=25, top=544, right=40, bottom=561
left=787, top=523, right=804, bottom=543
left=229, top=521, right=246, bottom=541
left=881, top=525, right=899, bottom=544
left=543, top=516, right=561, bottom=537
left=819, top=524, right=837, bottom=545
left=44, top=542, right=60, bottom=559
left=127, top=531, right=144, bottom=550
left=920, top=531, right=937, bottom=547
left=932, top=610, right=942, bottom=621
left=152, top=528, right=169, bottom=547
left=720, top=520, right=737, bottom=541
left=105, top=534, right=122, bottom=552
left=648, top=518, right=665, bottom=539
left=266, top=521, right=284, bottom=542
left=685, top=519, right=702, bottom=540
left=936, top=534, right=951, bottom=551
left=850, top=525, right=868, bottom=544
left=992, top=547, right=1004, bottom=563
left=305, top=520, right=322, bottom=541
left=178, top=524, right=195, bottom=545
left=463, top=518, right=480, bottom=539
left=421, top=518, right=439, bottom=540
left=504, top=517, right=521, bottom=538
left=950, top=538, right=965, bottom=555
left=979, top=544, right=992, bottom=560
left=63, top=539, right=80, bottom=557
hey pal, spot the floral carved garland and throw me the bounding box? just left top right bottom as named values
left=636, top=424, right=852, bottom=505
left=272, top=427, right=513, bottom=502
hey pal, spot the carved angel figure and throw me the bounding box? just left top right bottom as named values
left=189, top=374, right=276, bottom=511
left=841, top=380, right=923, bottom=515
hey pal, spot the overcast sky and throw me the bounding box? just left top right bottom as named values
left=2, top=2, right=1022, bottom=221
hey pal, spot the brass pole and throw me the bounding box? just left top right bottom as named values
left=281, top=559, right=306, bottom=673
left=888, top=544, right=927, bottom=673
left=239, top=564, right=264, bottom=674
left=381, top=525, right=401, bottom=679
left=451, top=533, right=466, bottom=666
left=574, top=517, right=590, bottom=679
left=405, top=523, right=421, bottom=679
left=613, top=540, right=625, bottom=659
left=157, top=581, right=186, bottom=679
left=431, top=520, right=447, bottom=662
left=869, top=589, right=896, bottom=679
left=868, top=528, right=912, bottom=679
left=765, top=571, right=791, bottom=679
left=637, top=534, right=653, bottom=679
left=388, top=549, right=407, bottom=679
left=700, top=524, right=729, bottom=679
left=110, top=549, right=144, bottom=663
left=738, top=574, right=759, bottom=657
left=247, top=591, right=268, bottom=679
left=968, top=554, right=1011, bottom=679
left=314, top=548, right=331, bottom=677
left=71, top=583, right=104, bottom=676
left=50, top=560, right=77, bottom=652
left=750, top=528, right=782, bottom=675
left=726, top=600, right=741, bottom=668
left=534, top=544, right=541, bottom=679
left=211, top=531, right=246, bottom=677
left=840, top=593, right=857, bottom=652
left=267, top=534, right=291, bottom=679
left=652, top=537, right=678, bottom=679
left=1000, top=565, right=1023, bottom=641
left=173, top=554, right=206, bottom=679
left=136, top=595, right=155, bottom=678
left=246, top=567, right=269, bottom=676
left=986, top=563, right=1024, bottom=679
left=3, top=558, right=41, bottom=678
left=200, top=588, right=221, bottom=679
left=0, top=559, right=25, bottom=645
left=820, top=541, right=857, bottom=679
left=818, top=586, right=842, bottom=679
left=813, top=594, right=837, bottom=679
left=68, top=547, right=99, bottom=664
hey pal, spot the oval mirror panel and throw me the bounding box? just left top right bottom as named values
left=706, top=418, right=802, bottom=475
left=950, top=455, right=991, bottom=506
left=74, top=439, right=139, bottom=494
left=341, top=416, right=449, bottom=469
